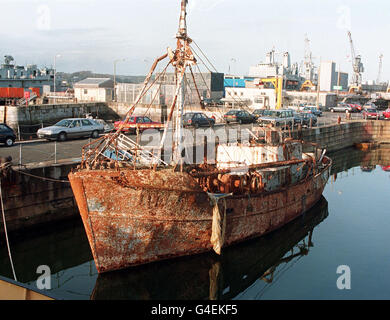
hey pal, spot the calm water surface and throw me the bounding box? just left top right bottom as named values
left=1, top=146, right=390, bottom=300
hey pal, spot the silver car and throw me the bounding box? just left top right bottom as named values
left=330, top=103, right=352, bottom=113
left=258, top=109, right=295, bottom=127
left=37, top=118, right=105, bottom=141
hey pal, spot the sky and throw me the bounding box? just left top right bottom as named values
left=0, top=0, right=388, bottom=82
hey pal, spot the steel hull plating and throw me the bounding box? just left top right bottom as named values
left=69, top=158, right=331, bottom=273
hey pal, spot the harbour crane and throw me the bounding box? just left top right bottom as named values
left=377, top=54, right=383, bottom=84
left=258, top=77, right=283, bottom=109
left=347, top=31, right=364, bottom=93
left=303, top=35, right=315, bottom=80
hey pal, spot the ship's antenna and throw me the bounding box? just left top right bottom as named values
left=177, top=0, right=188, bottom=39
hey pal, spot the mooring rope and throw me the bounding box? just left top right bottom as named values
left=14, top=169, right=70, bottom=184
left=0, top=179, right=18, bottom=281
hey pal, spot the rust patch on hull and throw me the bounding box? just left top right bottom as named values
left=68, top=158, right=331, bottom=273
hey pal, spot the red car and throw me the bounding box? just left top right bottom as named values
left=114, top=116, right=164, bottom=134
left=382, top=165, right=390, bottom=172
left=383, top=108, right=390, bottom=119
left=349, top=104, right=362, bottom=112
left=362, top=108, right=381, bottom=120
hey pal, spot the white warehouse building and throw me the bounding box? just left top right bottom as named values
left=74, top=78, right=114, bottom=102
left=223, top=87, right=277, bottom=109
left=224, top=84, right=337, bottom=110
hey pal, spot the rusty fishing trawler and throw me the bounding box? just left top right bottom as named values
left=68, top=0, right=332, bottom=273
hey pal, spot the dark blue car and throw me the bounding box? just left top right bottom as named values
left=183, top=112, right=215, bottom=128
left=303, top=106, right=322, bottom=117
left=0, top=123, right=16, bottom=147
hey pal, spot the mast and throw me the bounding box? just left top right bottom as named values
left=173, top=0, right=188, bottom=165
left=157, top=0, right=196, bottom=167
left=177, top=0, right=188, bottom=38
left=82, top=0, right=199, bottom=169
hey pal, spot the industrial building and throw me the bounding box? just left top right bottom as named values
left=319, top=61, right=348, bottom=92
left=0, top=55, right=60, bottom=104
left=221, top=50, right=340, bottom=110
left=224, top=76, right=253, bottom=88
left=115, top=72, right=225, bottom=106
left=223, top=86, right=276, bottom=109
left=74, top=78, right=114, bottom=102
left=223, top=83, right=336, bottom=110
left=285, top=91, right=337, bottom=109
left=248, top=49, right=302, bottom=90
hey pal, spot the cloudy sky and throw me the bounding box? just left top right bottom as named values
left=0, top=0, right=388, bottom=82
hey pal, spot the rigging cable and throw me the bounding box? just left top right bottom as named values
left=0, top=179, right=18, bottom=281
left=190, top=42, right=255, bottom=113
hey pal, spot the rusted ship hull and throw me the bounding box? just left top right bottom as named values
left=68, top=157, right=331, bottom=273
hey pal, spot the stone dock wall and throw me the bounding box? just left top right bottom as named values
left=0, top=160, right=80, bottom=234
left=291, top=120, right=390, bottom=153
left=0, top=102, right=118, bottom=131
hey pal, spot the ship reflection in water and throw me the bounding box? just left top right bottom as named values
left=91, top=197, right=328, bottom=300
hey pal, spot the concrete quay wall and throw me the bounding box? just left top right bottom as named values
left=0, top=160, right=80, bottom=235
left=291, top=120, right=390, bottom=153
left=0, top=103, right=117, bottom=131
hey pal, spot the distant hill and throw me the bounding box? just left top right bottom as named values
left=57, top=71, right=146, bottom=86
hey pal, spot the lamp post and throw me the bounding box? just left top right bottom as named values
left=113, top=58, right=125, bottom=102
left=230, top=58, right=237, bottom=108
left=316, top=57, right=321, bottom=110
left=228, top=58, right=237, bottom=76
left=54, top=54, right=61, bottom=103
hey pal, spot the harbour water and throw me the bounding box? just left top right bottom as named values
left=1, top=146, right=390, bottom=300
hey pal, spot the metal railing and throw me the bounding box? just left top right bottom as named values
left=102, top=133, right=168, bottom=166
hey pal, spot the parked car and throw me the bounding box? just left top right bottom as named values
left=37, top=118, right=105, bottom=141
left=114, top=116, right=163, bottom=134
left=224, top=110, right=256, bottom=124
left=382, top=108, right=390, bottom=119
left=296, top=112, right=318, bottom=127
left=363, top=102, right=378, bottom=109
left=93, top=119, right=115, bottom=133
left=202, top=98, right=219, bottom=107
left=183, top=112, right=215, bottom=128
left=0, top=123, right=16, bottom=147
left=292, top=112, right=303, bottom=125
left=330, top=103, right=353, bottom=113
left=258, top=109, right=295, bottom=128
left=362, top=107, right=381, bottom=120
left=252, top=109, right=268, bottom=120
left=349, top=103, right=363, bottom=112
left=302, top=106, right=322, bottom=117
